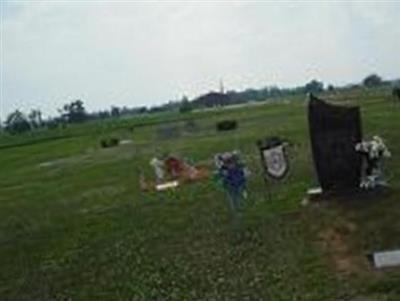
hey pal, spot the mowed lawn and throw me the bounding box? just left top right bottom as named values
left=0, top=88, right=399, bottom=300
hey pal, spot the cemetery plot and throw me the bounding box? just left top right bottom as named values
left=0, top=87, right=399, bottom=300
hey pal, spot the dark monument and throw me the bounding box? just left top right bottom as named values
left=308, top=94, right=362, bottom=193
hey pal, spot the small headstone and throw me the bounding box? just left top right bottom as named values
left=308, top=94, right=362, bottom=193
left=371, top=250, right=400, bottom=268
left=183, top=120, right=198, bottom=133
left=119, top=139, right=132, bottom=145
left=157, top=126, right=181, bottom=139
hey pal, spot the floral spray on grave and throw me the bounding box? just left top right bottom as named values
left=142, top=154, right=211, bottom=192
left=355, top=136, right=391, bottom=189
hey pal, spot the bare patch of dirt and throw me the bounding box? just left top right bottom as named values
left=318, top=220, right=369, bottom=276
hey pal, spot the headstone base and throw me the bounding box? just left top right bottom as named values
left=307, top=187, right=323, bottom=202
left=306, top=184, right=391, bottom=202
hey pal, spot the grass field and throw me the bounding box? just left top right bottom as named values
left=1, top=88, right=399, bottom=300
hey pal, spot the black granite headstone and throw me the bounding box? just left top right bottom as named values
left=308, top=94, right=362, bottom=193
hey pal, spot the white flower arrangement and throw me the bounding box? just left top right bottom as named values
left=355, top=136, right=391, bottom=189
left=355, top=136, right=391, bottom=160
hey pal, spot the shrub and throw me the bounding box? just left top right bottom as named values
left=4, top=110, right=31, bottom=135
left=100, top=137, right=120, bottom=148
left=363, top=74, right=383, bottom=87
left=393, top=87, right=400, bottom=101
left=216, top=120, right=238, bottom=131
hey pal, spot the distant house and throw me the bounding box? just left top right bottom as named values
left=192, top=92, right=231, bottom=108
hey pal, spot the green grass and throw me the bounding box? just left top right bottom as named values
left=0, top=87, right=399, bottom=300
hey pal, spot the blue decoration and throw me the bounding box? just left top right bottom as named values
left=214, top=151, right=248, bottom=212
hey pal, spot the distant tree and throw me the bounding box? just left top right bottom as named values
left=242, top=88, right=259, bottom=101
left=59, top=100, right=87, bottom=123
left=28, top=109, right=42, bottom=128
left=4, top=110, right=31, bottom=134
left=363, top=74, right=383, bottom=87
left=393, top=86, right=400, bottom=101
left=327, top=84, right=335, bottom=92
left=179, top=96, right=193, bottom=113
left=137, top=106, right=147, bottom=114
left=120, top=106, right=129, bottom=116
left=269, top=86, right=282, bottom=97
left=97, top=110, right=110, bottom=119
left=45, top=117, right=66, bottom=129
left=110, top=106, right=121, bottom=117
left=258, top=87, right=271, bottom=100
left=304, top=80, right=324, bottom=94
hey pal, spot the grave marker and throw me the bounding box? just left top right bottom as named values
left=157, top=125, right=181, bottom=139
left=308, top=94, right=362, bottom=193
left=258, top=137, right=289, bottom=181
left=371, top=250, right=400, bottom=268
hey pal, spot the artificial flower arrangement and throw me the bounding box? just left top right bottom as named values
left=355, top=136, right=391, bottom=189
left=213, top=151, right=250, bottom=211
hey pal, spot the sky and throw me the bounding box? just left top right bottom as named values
left=1, top=1, right=400, bottom=119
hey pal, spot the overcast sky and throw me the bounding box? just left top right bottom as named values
left=1, top=1, right=400, bottom=119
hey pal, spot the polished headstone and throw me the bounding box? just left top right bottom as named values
left=308, top=94, right=362, bottom=193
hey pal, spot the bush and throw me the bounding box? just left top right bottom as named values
left=393, top=87, right=400, bottom=100
left=216, top=120, right=238, bottom=131
left=4, top=110, right=31, bottom=135
left=363, top=74, right=383, bottom=87
left=100, top=137, right=120, bottom=148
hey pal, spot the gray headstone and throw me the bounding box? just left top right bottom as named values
left=308, top=94, right=362, bottom=193
left=157, top=125, right=181, bottom=139
left=373, top=250, right=400, bottom=268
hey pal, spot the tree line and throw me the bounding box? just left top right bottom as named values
left=1, top=100, right=149, bottom=135
left=2, top=73, right=398, bottom=135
